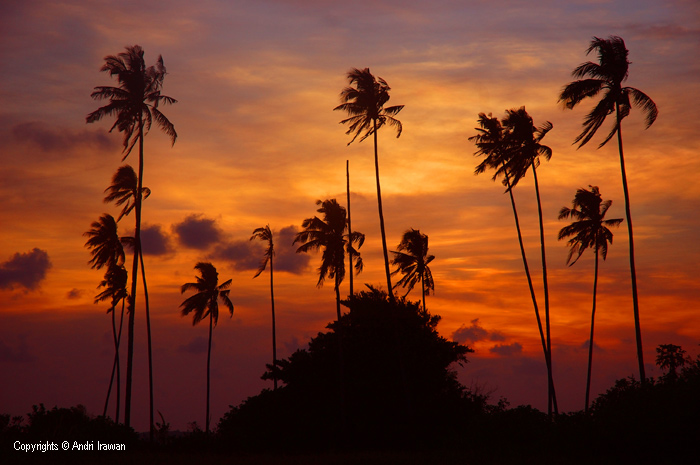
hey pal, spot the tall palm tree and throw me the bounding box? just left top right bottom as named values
left=180, top=262, right=234, bottom=434
left=559, top=36, right=657, bottom=383
left=103, top=164, right=156, bottom=438
left=390, top=229, right=435, bottom=312
left=294, top=199, right=364, bottom=320
left=84, top=214, right=128, bottom=422
left=470, top=113, right=558, bottom=415
left=87, top=45, right=176, bottom=427
left=334, top=68, right=403, bottom=298
left=346, top=160, right=356, bottom=296
left=250, top=225, right=278, bottom=391
left=558, top=186, right=622, bottom=412
left=500, top=107, right=556, bottom=414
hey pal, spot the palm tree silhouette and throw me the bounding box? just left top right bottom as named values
left=87, top=45, right=177, bottom=427
left=390, top=229, right=435, bottom=311
left=294, top=199, right=364, bottom=320
left=103, top=164, right=156, bottom=436
left=250, top=225, right=278, bottom=391
left=470, top=113, right=558, bottom=415
left=500, top=107, right=556, bottom=414
left=558, top=186, right=622, bottom=412
left=559, top=36, right=657, bottom=383
left=180, top=262, right=234, bottom=434
left=84, top=214, right=128, bottom=422
left=334, top=68, right=403, bottom=298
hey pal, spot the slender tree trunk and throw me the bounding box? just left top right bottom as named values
left=104, top=306, right=118, bottom=418
left=206, top=312, right=213, bottom=434
left=585, top=247, right=599, bottom=413
left=531, top=164, right=558, bottom=415
left=421, top=276, right=426, bottom=312
left=116, top=298, right=124, bottom=423
left=615, top=103, right=645, bottom=383
left=504, top=169, right=557, bottom=415
left=140, top=250, right=154, bottom=441
left=124, top=117, right=144, bottom=428
left=346, top=160, right=354, bottom=296
left=270, top=254, right=277, bottom=390
left=373, top=120, right=393, bottom=298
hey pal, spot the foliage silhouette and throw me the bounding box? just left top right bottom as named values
left=335, top=68, right=403, bottom=299
left=218, top=287, right=473, bottom=451
left=250, top=225, right=278, bottom=390
left=558, top=186, right=622, bottom=412
left=87, top=44, right=177, bottom=429
left=559, top=36, right=658, bottom=383
left=470, top=113, right=557, bottom=415
left=180, top=262, right=234, bottom=434
left=655, top=344, right=689, bottom=380
left=294, top=199, right=364, bottom=321
left=390, top=228, right=434, bottom=311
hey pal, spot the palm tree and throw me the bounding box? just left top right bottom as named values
left=103, top=164, right=156, bottom=438
left=559, top=36, right=657, bottom=383
left=250, top=225, right=278, bottom=391
left=470, top=113, right=558, bottom=415
left=294, top=199, right=364, bottom=320
left=390, top=229, right=435, bottom=311
left=558, top=186, right=622, bottom=412
left=500, top=107, right=556, bottom=414
left=180, top=262, right=234, bottom=434
left=334, top=68, right=403, bottom=298
left=87, top=45, right=177, bottom=427
left=84, top=214, right=128, bottom=422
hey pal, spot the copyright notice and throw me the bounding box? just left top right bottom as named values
left=13, top=440, right=126, bottom=452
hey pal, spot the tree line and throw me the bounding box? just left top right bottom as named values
left=82, top=35, right=658, bottom=435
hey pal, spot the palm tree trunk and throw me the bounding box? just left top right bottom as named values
left=421, top=276, right=426, bottom=312
left=615, top=103, right=646, bottom=383
left=140, top=250, right=154, bottom=441
left=531, top=163, right=558, bottom=415
left=116, top=298, right=124, bottom=423
left=504, top=169, right=556, bottom=415
left=206, top=311, right=213, bottom=434
left=103, top=306, right=118, bottom=417
left=346, top=160, right=354, bottom=296
left=372, top=120, right=393, bottom=298
left=124, top=116, right=144, bottom=428
left=585, top=247, right=599, bottom=413
left=270, top=255, right=277, bottom=390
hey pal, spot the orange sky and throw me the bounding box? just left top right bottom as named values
left=1, top=0, right=699, bottom=431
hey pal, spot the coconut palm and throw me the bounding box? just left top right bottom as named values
left=103, top=164, right=156, bottom=438
left=558, top=186, right=622, bottom=412
left=87, top=45, right=177, bottom=427
left=501, top=107, right=556, bottom=414
left=470, top=113, right=558, bottom=415
left=334, top=68, right=403, bottom=297
left=250, top=225, right=278, bottom=390
left=180, top=262, right=234, bottom=434
left=559, top=36, right=657, bottom=383
left=390, top=229, right=435, bottom=312
left=294, top=199, right=364, bottom=320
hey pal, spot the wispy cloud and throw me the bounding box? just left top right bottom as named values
left=0, top=249, right=51, bottom=291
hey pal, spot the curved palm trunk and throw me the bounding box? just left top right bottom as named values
left=421, top=275, right=426, bottom=312
left=270, top=255, right=277, bottom=390
left=206, top=311, right=213, bottom=434
left=140, top=250, right=154, bottom=441
left=585, top=247, right=599, bottom=413
left=103, top=306, right=118, bottom=417
left=531, top=164, right=558, bottom=415
left=615, top=104, right=646, bottom=383
left=124, top=117, right=144, bottom=428
left=115, top=299, right=124, bottom=423
left=346, top=160, right=354, bottom=296
left=372, top=120, right=393, bottom=298
left=504, top=170, right=557, bottom=415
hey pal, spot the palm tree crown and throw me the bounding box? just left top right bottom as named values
left=251, top=225, right=274, bottom=278
left=86, top=45, right=177, bottom=157
left=84, top=214, right=127, bottom=270
left=334, top=68, right=404, bottom=144
left=391, top=229, right=434, bottom=296
left=558, top=35, right=657, bottom=148
left=103, top=165, right=151, bottom=221
left=558, top=186, right=623, bottom=265
left=180, top=262, right=234, bottom=327
left=498, top=107, right=553, bottom=188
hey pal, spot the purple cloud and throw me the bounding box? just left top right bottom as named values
left=178, top=336, right=212, bottom=355
left=0, top=248, right=51, bottom=291
left=173, top=214, right=222, bottom=250
left=11, top=121, right=114, bottom=152
left=142, top=224, right=172, bottom=256
left=0, top=336, right=35, bottom=363
left=452, top=318, right=489, bottom=343
left=489, top=342, right=523, bottom=357
left=214, top=240, right=263, bottom=272
left=66, top=288, right=84, bottom=300
left=275, top=225, right=310, bottom=274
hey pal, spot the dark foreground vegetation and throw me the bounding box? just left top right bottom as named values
left=3, top=291, right=699, bottom=464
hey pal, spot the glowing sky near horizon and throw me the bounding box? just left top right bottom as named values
left=1, top=0, right=699, bottom=432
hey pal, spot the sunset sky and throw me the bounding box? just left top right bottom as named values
left=1, top=0, right=699, bottom=432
